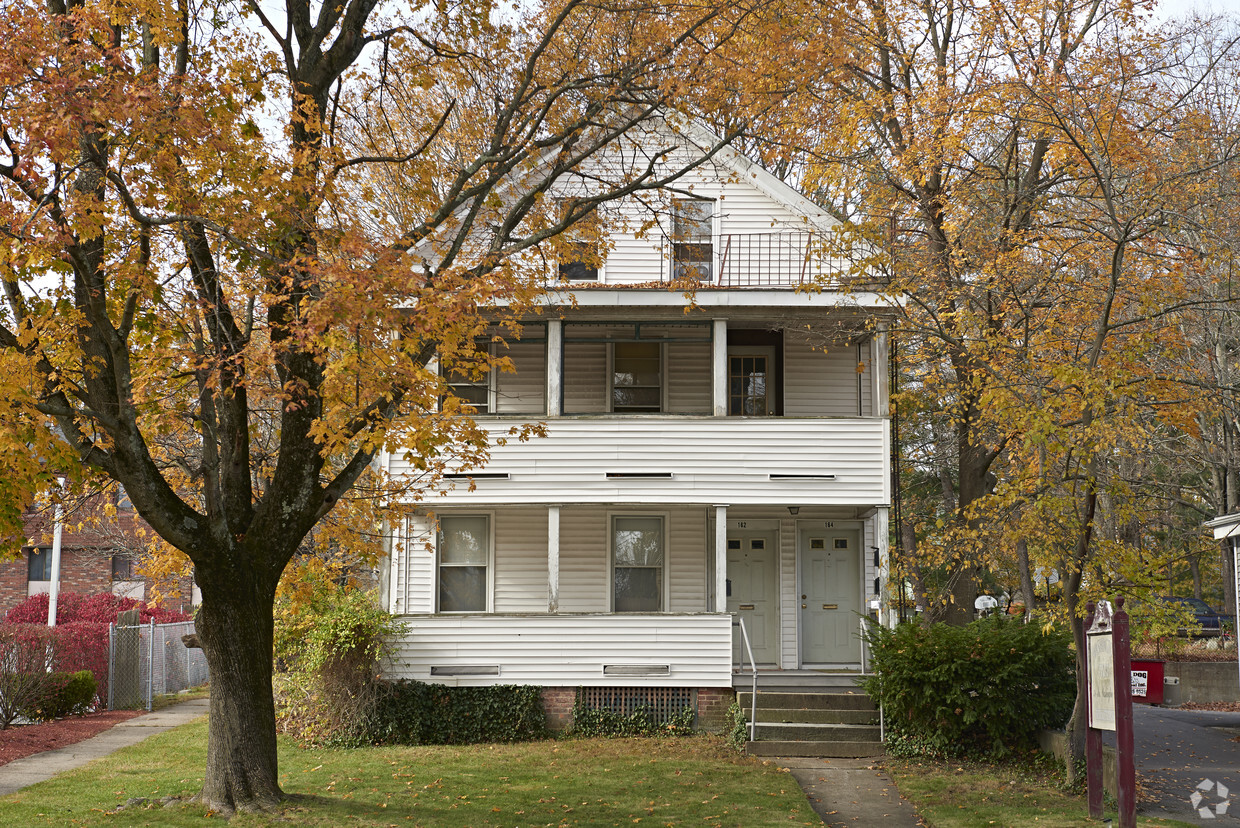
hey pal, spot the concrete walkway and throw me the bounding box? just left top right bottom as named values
left=780, top=756, right=924, bottom=827
left=0, top=697, right=209, bottom=797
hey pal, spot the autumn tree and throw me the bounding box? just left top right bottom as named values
left=0, top=0, right=760, bottom=813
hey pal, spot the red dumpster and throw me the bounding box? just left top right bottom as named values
left=1130, top=659, right=1165, bottom=704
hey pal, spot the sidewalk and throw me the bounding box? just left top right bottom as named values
left=780, top=756, right=924, bottom=827
left=0, top=697, right=209, bottom=797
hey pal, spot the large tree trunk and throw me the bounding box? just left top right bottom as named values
left=193, top=561, right=283, bottom=815
left=1065, top=611, right=1088, bottom=785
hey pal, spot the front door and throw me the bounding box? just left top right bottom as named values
left=799, top=526, right=860, bottom=665
left=727, top=527, right=778, bottom=666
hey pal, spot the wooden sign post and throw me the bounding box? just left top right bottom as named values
left=1085, top=598, right=1136, bottom=828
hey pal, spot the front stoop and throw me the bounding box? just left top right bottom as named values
left=738, top=690, right=884, bottom=758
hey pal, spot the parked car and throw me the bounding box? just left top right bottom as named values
left=1162, top=596, right=1233, bottom=637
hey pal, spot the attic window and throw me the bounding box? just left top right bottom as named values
left=443, top=473, right=510, bottom=481
left=768, top=474, right=837, bottom=481
left=672, top=198, right=713, bottom=281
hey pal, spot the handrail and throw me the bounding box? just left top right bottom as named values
left=734, top=617, right=759, bottom=741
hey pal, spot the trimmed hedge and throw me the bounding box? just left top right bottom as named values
left=365, top=681, right=547, bottom=746
left=24, top=670, right=97, bottom=720
left=861, top=616, right=1075, bottom=758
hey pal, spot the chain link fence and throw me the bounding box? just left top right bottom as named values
left=108, top=620, right=209, bottom=710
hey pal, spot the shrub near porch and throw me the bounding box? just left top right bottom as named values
left=863, top=616, right=1076, bottom=757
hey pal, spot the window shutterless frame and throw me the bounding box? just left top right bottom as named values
left=609, top=512, right=668, bottom=612
left=435, top=513, right=494, bottom=613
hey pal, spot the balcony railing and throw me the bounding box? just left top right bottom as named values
left=666, top=232, right=861, bottom=287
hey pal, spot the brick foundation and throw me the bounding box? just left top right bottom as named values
left=538, top=686, right=737, bottom=733
left=695, top=687, right=736, bottom=732
left=541, top=687, right=576, bottom=732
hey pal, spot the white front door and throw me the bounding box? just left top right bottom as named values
left=799, top=527, right=860, bottom=665
left=727, top=528, right=778, bottom=666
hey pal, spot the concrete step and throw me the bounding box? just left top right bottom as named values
left=738, top=691, right=876, bottom=712
left=748, top=707, right=878, bottom=725
left=745, top=739, right=885, bottom=758
left=733, top=672, right=866, bottom=691
left=753, top=722, right=882, bottom=742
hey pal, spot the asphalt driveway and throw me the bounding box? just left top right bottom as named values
left=1105, top=705, right=1240, bottom=823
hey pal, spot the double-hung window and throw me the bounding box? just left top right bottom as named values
left=672, top=198, right=714, bottom=281
left=612, top=516, right=664, bottom=612
left=437, top=515, right=489, bottom=612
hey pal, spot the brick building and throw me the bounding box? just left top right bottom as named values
left=0, top=488, right=196, bottom=618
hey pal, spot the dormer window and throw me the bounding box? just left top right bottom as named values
left=672, top=198, right=713, bottom=281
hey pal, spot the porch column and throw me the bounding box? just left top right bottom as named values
left=712, top=318, right=727, bottom=416
left=873, top=321, right=889, bottom=417
left=714, top=505, right=728, bottom=612
left=874, top=507, right=891, bottom=628
left=547, top=319, right=562, bottom=416
left=548, top=505, right=561, bottom=612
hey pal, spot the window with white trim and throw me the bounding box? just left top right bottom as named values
left=612, top=516, right=664, bottom=612
left=437, top=515, right=489, bottom=612
left=672, top=198, right=713, bottom=281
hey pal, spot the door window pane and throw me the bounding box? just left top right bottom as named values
left=729, top=355, right=769, bottom=415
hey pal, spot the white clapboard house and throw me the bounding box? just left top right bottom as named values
left=377, top=118, right=893, bottom=726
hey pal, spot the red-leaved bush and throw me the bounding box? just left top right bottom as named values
left=0, top=622, right=111, bottom=723
left=5, top=592, right=190, bottom=625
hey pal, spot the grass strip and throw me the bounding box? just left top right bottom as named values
left=2, top=720, right=818, bottom=827
left=888, top=757, right=1197, bottom=828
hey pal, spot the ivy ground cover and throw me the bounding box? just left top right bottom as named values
left=2, top=720, right=818, bottom=827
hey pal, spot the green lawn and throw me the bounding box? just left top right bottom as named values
left=887, top=757, right=1198, bottom=828
left=2, top=722, right=819, bottom=827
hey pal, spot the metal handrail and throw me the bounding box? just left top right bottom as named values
left=734, top=617, right=759, bottom=741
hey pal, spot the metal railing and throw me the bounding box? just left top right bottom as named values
left=733, top=617, right=759, bottom=741
left=663, top=232, right=863, bottom=287
left=108, top=620, right=208, bottom=710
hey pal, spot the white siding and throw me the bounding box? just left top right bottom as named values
left=493, top=507, right=549, bottom=612
left=396, top=514, right=435, bottom=614
left=784, top=331, right=869, bottom=417
left=391, top=417, right=889, bottom=506
left=779, top=516, right=798, bottom=669
left=666, top=342, right=711, bottom=414
left=495, top=342, right=545, bottom=414
left=668, top=507, right=708, bottom=611
left=557, top=508, right=609, bottom=612
left=384, top=613, right=733, bottom=687
left=563, top=341, right=607, bottom=413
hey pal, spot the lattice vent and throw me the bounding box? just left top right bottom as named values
left=575, top=687, right=693, bottom=724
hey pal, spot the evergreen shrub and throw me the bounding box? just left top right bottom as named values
left=366, top=681, right=547, bottom=745
left=24, top=670, right=97, bottom=720
left=861, top=615, right=1075, bottom=758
